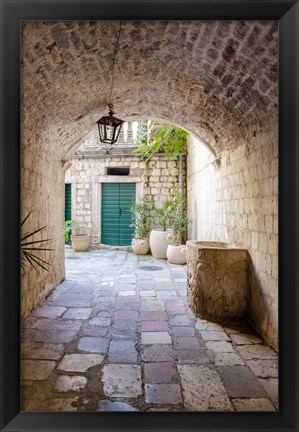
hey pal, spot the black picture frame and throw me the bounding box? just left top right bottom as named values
left=0, top=1, right=298, bottom=431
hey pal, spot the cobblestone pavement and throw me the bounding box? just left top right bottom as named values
left=21, top=249, right=278, bottom=412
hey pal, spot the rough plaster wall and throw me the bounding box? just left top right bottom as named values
left=187, top=130, right=278, bottom=349
left=21, top=146, right=65, bottom=316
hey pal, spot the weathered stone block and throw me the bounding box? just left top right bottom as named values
left=186, top=241, right=249, bottom=322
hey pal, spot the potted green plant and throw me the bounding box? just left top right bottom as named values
left=65, top=219, right=90, bottom=252
left=130, top=195, right=154, bottom=255
left=149, top=200, right=175, bottom=259
left=166, top=188, right=189, bottom=264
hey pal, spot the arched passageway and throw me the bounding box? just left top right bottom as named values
left=21, top=20, right=278, bottom=348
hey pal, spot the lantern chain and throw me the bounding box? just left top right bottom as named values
left=108, top=21, right=122, bottom=109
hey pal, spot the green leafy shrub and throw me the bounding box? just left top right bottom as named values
left=154, top=200, right=173, bottom=231
left=64, top=219, right=80, bottom=243
left=130, top=195, right=154, bottom=239
left=170, top=187, right=189, bottom=245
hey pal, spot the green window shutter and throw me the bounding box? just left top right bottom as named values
left=119, top=183, right=136, bottom=245
left=101, top=183, right=135, bottom=246
left=65, top=184, right=72, bottom=221
left=102, top=183, right=120, bottom=246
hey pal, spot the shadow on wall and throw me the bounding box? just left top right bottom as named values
left=248, top=257, right=278, bottom=351
left=188, top=196, right=198, bottom=239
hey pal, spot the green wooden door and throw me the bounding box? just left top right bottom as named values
left=65, top=184, right=72, bottom=221
left=101, top=183, right=135, bottom=246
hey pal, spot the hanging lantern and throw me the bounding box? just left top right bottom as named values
left=96, top=22, right=124, bottom=148
left=96, top=103, right=124, bottom=145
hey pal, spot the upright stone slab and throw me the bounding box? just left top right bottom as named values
left=186, top=241, right=249, bottom=322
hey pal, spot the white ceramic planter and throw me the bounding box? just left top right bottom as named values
left=131, top=238, right=150, bottom=255
left=167, top=244, right=187, bottom=264
left=71, top=234, right=90, bottom=252
left=149, top=229, right=175, bottom=259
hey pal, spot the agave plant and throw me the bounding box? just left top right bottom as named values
left=21, top=212, right=53, bottom=272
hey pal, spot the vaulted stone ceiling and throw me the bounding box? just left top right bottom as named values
left=21, top=20, right=278, bottom=158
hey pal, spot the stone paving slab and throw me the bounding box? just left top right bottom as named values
left=258, top=378, right=279, bottom=404
left=31, top=306, right=67, bottom=318
left=214, top=352, right=244, bottom=366
left=206, top=341, right=234, bottom=353
left=174, top=336, right=202, bottom=350
left=145, top=383, right=182, bottom=405
left=230, top=333, right=263, bottom=345
left=141, top=300, right=166, bottom=312
left=171, top=326, right=195, bottom=337
left=47, top=297, right=93, bottom=308
left=97, top=401, right=138, bottom=411
left=175, top=349, right=210, bottom=364
left=218, top=366, right=266, bottom=398
left=21, top=328, right=78, bottom=344
left=178, top=365, right=233, bottom=411
left=237, top=344, right=277, bottom=359
left=62, top=308, right=93, bottom=320
left=115, top=310, right=138, bottom=320
left=54, top=375, right=87, bottom=392
left=144, top=362, right=178, bottom=383
left=21, top=360, right=56, bottom=380
left=141, top=311, right=168, bottom=320
left=108, top=340, right=138, bottom=363
left=35, top=318, right=83, bottom=331
left=77, top=337, right=109, bottom=353
left=200, top=331, right=230, bottom=341
left=247, top=359, right=278, bottom=378
left=141, top=332, right=172, bottom=344
left=102, top=364, right=142, bottom=397
left=141, top=344, right=174, bottom=362
left=81, top=325, right=108, bottom=337
left=21, top=342, right=64, bottom=360
left=57, top=354, right=105, bottom=372
left=170, top=316, right=192, bottom=326
left=21, top=249, right=278, bottom=412
left=142, top=321, right=169, bottom=331
left=34, top=397, right=80, bottom=411
left=232, top=398, right=276, bottom=411
left=88, top=318, right=111, bottom=327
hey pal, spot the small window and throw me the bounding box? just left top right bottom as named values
left=106, top=167, right=130, bottom=176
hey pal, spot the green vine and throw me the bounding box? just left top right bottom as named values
left=133, top=123, right=188, bottom=161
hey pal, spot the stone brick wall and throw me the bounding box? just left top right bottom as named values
left=21, top=21, right=278, bottom=158
left=187, top=128, right=278, bottom=349
left=65, top=154, right=184, bottom=243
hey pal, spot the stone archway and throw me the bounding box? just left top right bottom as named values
left=21, top=20, right=278, bottom=347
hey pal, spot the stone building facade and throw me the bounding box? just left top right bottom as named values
left=65, top=128, right=185, bottom=245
